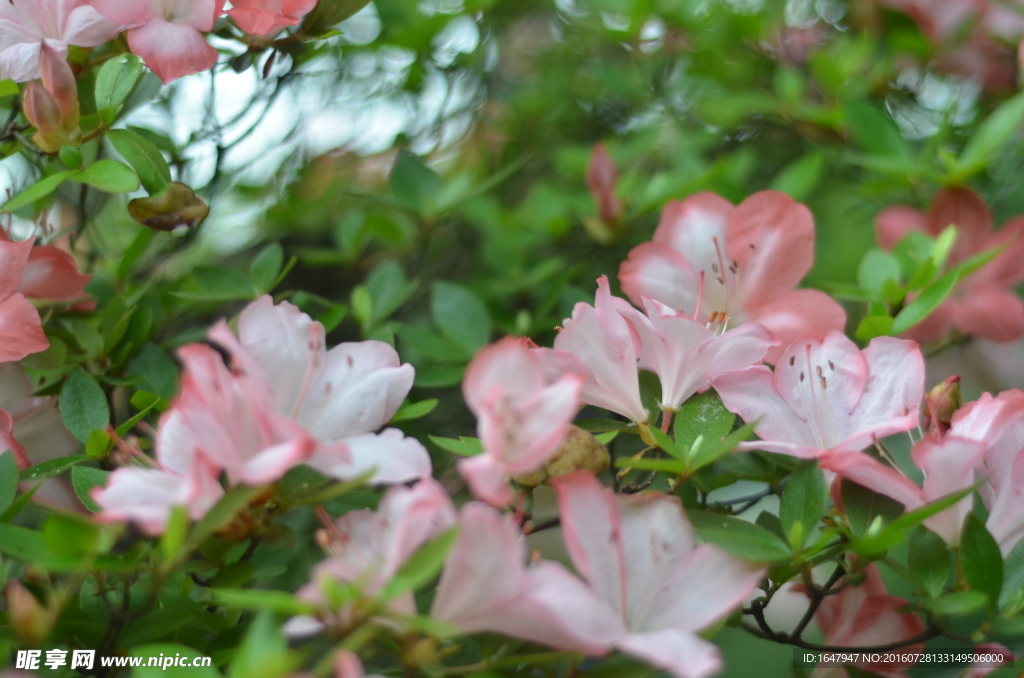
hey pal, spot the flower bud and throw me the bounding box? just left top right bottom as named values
left=513, top=425, right=610, bottom=487
left=586, top=143, right=621, bottom=226
left=5, top=580, right=55, bottom=647
left=23, top=45, right=80, bottom=153
left=924, top=375, right=961, bottom=436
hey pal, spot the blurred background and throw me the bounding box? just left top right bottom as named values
left=5, top=0, right=1024, bottom=674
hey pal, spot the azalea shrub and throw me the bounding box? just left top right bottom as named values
left=4, top=1, right=1024, bottom=678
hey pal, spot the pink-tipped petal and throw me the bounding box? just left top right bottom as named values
left=616, top=629, right=722, bottom=678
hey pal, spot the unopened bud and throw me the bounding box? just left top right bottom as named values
left=924, top=376, right=961, bottom=436
left=23, top=45, right=80, bottom=153
left=5, top=580, right=55, bottom=647
left=586, top=143, right=621, bottom=226
left=514, top=425, right=611, bottom=487
left=127, top=182, right=210, bottom=232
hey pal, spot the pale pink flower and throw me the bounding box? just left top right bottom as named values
left=551, top=471, right=765, bottom=678
left=214, top=295, right=429, bottom=484
left=621, top=297, right=776, bottom=412
left=430, top=500, right=623, bottom=654
left=619, top=191, right=845, bottom=364
left=876, top=187, right=1024, bottom=343
left=0, top=363, right=81, bottom=511
left=0, top=229, right=91, bottom=363
left=333, top=652, right=384, bottom=678
left=458, top=336, right=583, bottom=506
left=712, top=331, right=924, bottom=459
left=821, top=435, right=985, bottom=546
left=226, top=0, right=317, bottom=38
left=811, top=564, right=925, bottom=678
left=286, top=479, right=457, bottom=636
left=91, top=0, right=224, bottom=83
left=0, top=0, right=121, bottom=82
left=949, top=389, right=1024, bottom=554
left=544, top=275, right=648, bottom=423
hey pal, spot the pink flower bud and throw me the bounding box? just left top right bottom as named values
left=924, top=375, right=962, bottom=435
left=5, top=581, right=54, bottom=647
left=586, top=143, right=621, bottom=225
left=23, top=44, right=80, bottom=153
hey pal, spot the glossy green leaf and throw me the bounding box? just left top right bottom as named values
left=907, top=526, right=949, bottom=598
left=961, top=513, right=1003, bottom=607
left=686, top=510, right=790, bottom=561
left=71, top=466, right=110, bottom=513
left=19, top=455, right=90, bottom=481
left=890, top=269, right=959, bottom=336
left=390, top=399, right=438, bottom=422
left=954, top=90, right=1024, bottom=178
left=60, top=367, right=111, bottom=443
left=2, top=170, right=77, bottom=212
left=0, top=450, right=17, bottom=514
left=95, top=54, right=145, bottom=117
left=378, top=526, right=459, bottom=601
left=779, top=460, right=827, bottom=549
left=429, top=435, right=483, bottom=457
left=250, top=242, right=284, bottom=294
left=108, top=128, right=172, bottom=194
left=431, top=281, right=491, bottom=354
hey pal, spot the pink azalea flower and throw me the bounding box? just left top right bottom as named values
left=23, top=43, right=81, bottom=153
left=619, top=191, right=846, bottom=364
left=958, top=643, right=1015, bottom=678
left=91, top=0, right=225, bottom=84
left=949, top=389, right=1024, bottom=554
left=226, top=0, right=318, bottom=38
left=811, top=564, right=925, bottom=678
left=95, top=336, right=316, bottom=533
left=821, top=435, right=985, bottom=546
left=0, top=230, right=91, bottom=363
left=333, top=651, right=383, bottom=678
left=0, top=363, right=81, bottom=512
left=551, top=471, right=765, bottom=678
left=286, top=479, right=457, bottom=636
left=876, top=187, right=1024, bottom=343
left=620, top=297, right=777, bottom=412
left=712, top=331, right=924, bottom=459
left=429, top=500, right=624, bottom=654
left=213, top=295, right=429, bottom=484
left=92, top=409, right=226, bottom=535
left=458, top=336, right=583, bottom=506
left=544, top=275, right=648, bottom=424
left=0, top=0, right=121, bottom=82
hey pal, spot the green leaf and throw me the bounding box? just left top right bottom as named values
left=365, top=260, right=417, bottom=325
left=94, top=54, right=145, bottom=118
left=42, top=513, right=99, bottom=558
left=70, top=159, right=140, bottom=193
left=108, top=128, right=172, bottom=194
left=842, top=100, right=910, bottom=161
left=891, top=269, right=959, bottom=336
left=19, top=455, right=90, bottom=481
left=212, top=588, right=316, bottom=615
left=907, top=526, right=949, bottom=598
left=770, top=150, right=824, bottom=202
left=648, top=425, right=681, bottom=459
left=250, top=243, right=284, bottom=294
left=390, top=399, right=438, bottom=422
left=227, top=611, right=297, bottom=678
left=389, top=150, right=442, bottom=215
left=431, top=281, right=491, bottom=354
left=60, top=367, right=111, bottom=443
left=174, top=266, right=254, bottom=301
left=953, top=90, right=1024, bottom=179
left=128, top=343, right=180, bottom=401
left=86, top=429, right=112, bottom=457
left=674, top=390, right=735, bottom=452
left=999, top=537, right=1024, bottom=613
left=686, top=510, right=791, bottom=561
left=840, top=478, right=905, bottom=536
left=429, top=435, right=483, bottom=457
left=71, top=466, right=110, bottom=513
left=60, top=145, right=84, bottom=170
left=115, top=392, right=164, bottom=437
left=687, top=420, right=758, bottom=473
left=857, top=249, right=901, bottom=293
left=379, top=527, right=460, bottom=601
left=0, top=450, right=17, bottom=514
left=924, top=590, right=988, bottom=617
left=855, top=315, right=895, bottom=340
left=961, top=513, right=1003, bottom=608
left=779, top=460, right=827, bottom=549
left=0, top=523, right=49, bottom=560
left=613, top=457, right=684, bottom=473
left=0, top=79, right=18, bottom=98
left=130, top=644, right=222, bottom=678
left=1, top=170, right=77, bottom=212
